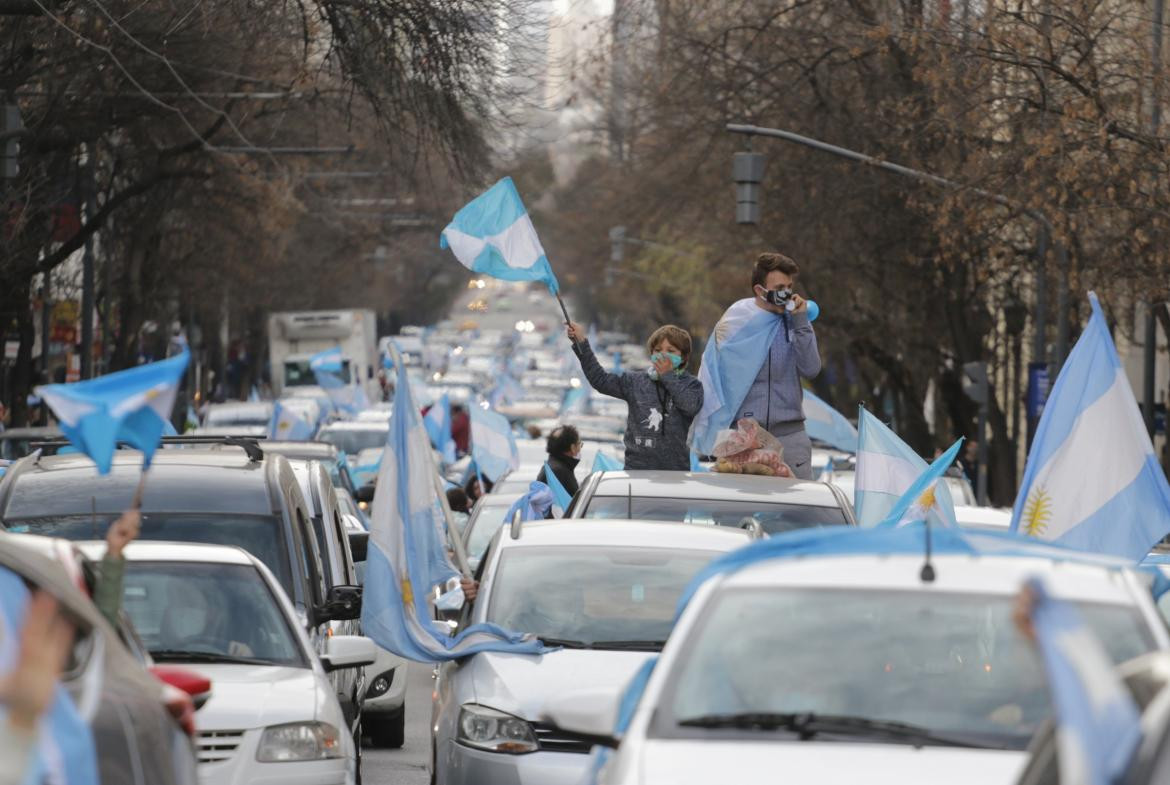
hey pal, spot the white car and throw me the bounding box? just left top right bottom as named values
left=80, top=541, right=376, bottom=785
left=316, top=420, right=391, bottom=458
left=202, top=401, right=274, bottom=432
left=431, top=520, right=752, bottom=785
left=549, top=529, right=1170, bottom=785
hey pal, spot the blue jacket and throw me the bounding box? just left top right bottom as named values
left=734, top=310, right=821, bottom=428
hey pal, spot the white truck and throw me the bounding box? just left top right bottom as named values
left=268, top=310, right=380, bottom=402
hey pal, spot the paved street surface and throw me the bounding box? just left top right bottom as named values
left=364, top=663, right=434, bottom=785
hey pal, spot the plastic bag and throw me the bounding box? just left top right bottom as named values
left=710, top=419, right=792, bottom=477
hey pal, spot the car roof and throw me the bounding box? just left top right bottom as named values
left=498, top=519, right=751, bottom=551
left=76, top=539, right=257, bottom=565
left=262, top=441, right=339, bottom=460
left=590, top=471, right=842, bottom=507
left=724, top=553, right=1140, bottom=603
left=2, top=449, right=275, bottom=519
left=317, top=421, right=389, bottom=432
left=206, top=401, right=272, bottom=413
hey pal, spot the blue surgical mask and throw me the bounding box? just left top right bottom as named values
left=647, top=352, right=683, bottom=380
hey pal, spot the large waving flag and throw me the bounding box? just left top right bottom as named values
left=876, top=438, right=963, bottom=527
left=690, top=299, right=782, bottom=455
left=311, top=347, right=362, bottom=415
left=560, top=385, right=589, bottom=417
left=504, top=481, right=558, bottom=523
left=424, top=394, right=457, bottom=464
left=592, top=451, right=623, bottom=473
left=802, top=389, right=858, bottom=453
left=1012, top=293, right=1170, bottom=560
left=268, top=400, right=314, bottom=441
left=470, top=407, right=520, bottom=483
left=440, top=177, right=560, bottom=294
left=1023, top=577, right=1141, bottom=785
left=360, top=362, right=547, bottom=662
left=0, top=568, right=99, bottom=785
left=855, top=408, right=957, bottom=528
left=36, top=350, right=189, bottom=474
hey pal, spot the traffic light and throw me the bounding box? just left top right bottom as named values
left=2, top=104, right=21, bottom=180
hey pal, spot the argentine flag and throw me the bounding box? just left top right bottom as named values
left=803, top=389, right=859, bottom=453
left=360, top=362, right=548, bottom=663
left=311, top=347, right=363, bottom=415
left=504, top=481, right=559, bottom=523
left=541, top=463, right=572, bottom=512
left=37, top=349, right=189, bottom=474
left=855, top=408, right=957, bottom=528
left=440, top=177, right=560, bottom=294
left=690, top=299, right=782, bottom=455
left=424, top=394, right=457, bottom=464
left=1012, top=293, right=1170, bottom=560
left=0, top=568, right=99, bottom=785
left=470, top=407, right=520, bottom=483
left=268, top=400, right=314, bottom=441
left=1023, top=577, right=1141, bottom=785
left=592, top=451, right=623, bottom=473
left=875, top=438, right=963, bottom=527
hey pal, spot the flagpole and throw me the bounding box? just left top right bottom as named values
left=555, top=294, right=572, bottom=325
left=430, top=453, right=472, bottom=577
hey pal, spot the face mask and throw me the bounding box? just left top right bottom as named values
left=171, top=607, right=209, bottom=638
left=647, top=352, right=683, bottom=380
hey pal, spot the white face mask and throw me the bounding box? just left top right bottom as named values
left=171, top=607, right=209, bottom=638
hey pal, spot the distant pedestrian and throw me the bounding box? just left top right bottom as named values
left=567, top=322, right=703, bottom=471
left=465, top=474, right=492, bottom=504
left=446, top=488, right=470, bottom=515
left=451, top=404, right=470, bottom=456
left=537, top=425, right=582, bottom=498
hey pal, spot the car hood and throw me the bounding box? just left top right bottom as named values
left=188, top=664, right=322, bottom=731
left=465, top=649, right=653, bottom=720
left=630, top=740, right=1025, bottom=785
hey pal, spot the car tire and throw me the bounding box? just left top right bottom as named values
left=367, top=707, right=406, bottom=749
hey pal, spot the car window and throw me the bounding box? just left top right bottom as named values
left=584, top=497, right=848, bottom=533
left=486, top=546, right=721, bottom=649
left=332, top=512, right=355, bottom=584
left=122, top=561, right=304, bottom=667
left=465, top=502, right=515, bottom=562
left=286, top=359, right=351, bottom=386
left=657, top=588, right=1156, bottom=750
left=9, top=514, right=292, bottom=595
left=294, top=509, right=327, bottom=607
left=317, top=428, right=389, bottom=455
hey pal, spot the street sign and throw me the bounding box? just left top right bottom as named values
left=1027, top=362, right=1050, bottom=421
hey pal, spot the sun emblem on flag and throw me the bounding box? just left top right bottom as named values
left=1022, top=487, right=1052, bottom=537
left=916, top=485, right=937, bottom=512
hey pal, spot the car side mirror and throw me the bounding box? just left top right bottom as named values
left=321, top=584, right=362, bottom=621
left=541, top=687, right=622, bottom=749
left=320, top=635, right=377, bottom=672
left=347, top=531, right=369, bottom=563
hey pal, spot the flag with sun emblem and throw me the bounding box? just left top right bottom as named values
left=1011, top=293, right=1170, bottom=561
left=876, top=438, right=964, bottom=528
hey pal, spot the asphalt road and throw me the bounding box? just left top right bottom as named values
left=363, top=663, right=435, bottom=785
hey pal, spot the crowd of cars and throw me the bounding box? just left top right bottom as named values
left=6, top=280, right=1170, bottom=784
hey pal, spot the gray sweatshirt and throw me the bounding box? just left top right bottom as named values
left=734, top=309, right=821, bottom=428
left=572, top=339, right=703, bottom=470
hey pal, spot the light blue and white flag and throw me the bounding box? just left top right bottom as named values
left=1024, top=577, right=1141, bottom=785
left=360, top=363, right=548, bottom=663
left=0, top=568, right=99, bottom=785
left=248, top=385, right=261, bottom=402
left=487, top=374, right=525, bottom=409
left=310, top=346, right=344, bottom=374
left=560, top=385, right=589, bottom=417
left=541, top=463, right=572, bottom=512
left=802, top=389, right=859, bottom=453
left=311, top=348, right=364, bottom=416
left=424, top=394, right=457, bottom=464
left=37, top=350, right=190, bottom=474
left=855, top=408, right=957, bottom=528
left=439, top=177, right=560, bottom=294
left=470, top=407, right=520, bottom=483
left=268, top=400, right=314, bottom=441
left=503, top=481, right=558, bottom=523
left=690, top=299, right=782, bottom=455
left=689, top=451, right=707, bottom=473
left=1012, top=293, right=1170, bottom=560
left=592, top=451, right=623, bottom=473
left=875, top=438, right=963, bottom=528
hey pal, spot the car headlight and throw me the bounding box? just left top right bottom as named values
left=256, top=722, right=343, bottom=762
left=457, top=704, right=538, bottom=754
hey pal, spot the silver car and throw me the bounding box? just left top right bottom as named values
left=567, top=470, right=856, bottom=533
left=430, top=519, right=750, bottom=785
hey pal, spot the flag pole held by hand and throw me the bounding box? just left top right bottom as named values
left=555, top=294, right=572, bottom=326
left=130, top=468, right=148, bottom=510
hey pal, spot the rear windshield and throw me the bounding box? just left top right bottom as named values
left=317, top=429, right=388, bottom=456
left=584, top=497, right=848, bottom=534
left=6, top=514, right=292, bottom=593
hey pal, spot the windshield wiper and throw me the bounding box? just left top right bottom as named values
left=537, top=637, right=593, bottom=649
left=677, top=712, right=995, bottom=749
left=150, top=650, right=272, bottom=666
left=591, top=640, right=668, bottom=651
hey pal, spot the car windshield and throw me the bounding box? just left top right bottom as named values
left=205, top=407, right=271, bottom=426
left=317, top=428, right=388, bottom=455
left=659, top=589, right=1155, bottom=750
left=584, top=497, right=848, bottom=534
left=487, top=546, right=721, bottom=649
left=122, top=561, right=304, bottom=667
left=7, top=514, right=291, bottom=596
left=286, top=359, right=351, bottom=386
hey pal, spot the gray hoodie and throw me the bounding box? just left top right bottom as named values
left=734, top=309, right=821, bottom=428
left=572, top=339, right=703, bottom=470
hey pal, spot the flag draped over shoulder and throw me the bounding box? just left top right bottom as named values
left=855, top=408, right=957, bottom=529
left=440, top=177, right=560, bottom=294
left=1024, top=578, right=1141, bottom=785
left=470, top=407, right=520, bottom=483
left=690, top=299, right=780, bottom=455
left=802, top=389, right=858, bottom=453
left=1012, top=293, right=1170, bottom=560
left=0, top=568, right=99, bottom=785
left=360, top=363, right=548, bottom=663
left=36, top=350, right=189, bottom=474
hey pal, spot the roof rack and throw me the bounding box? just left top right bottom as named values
left=29, top=435, right=266, bottom=463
